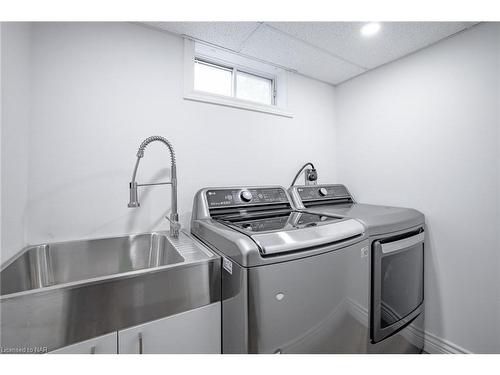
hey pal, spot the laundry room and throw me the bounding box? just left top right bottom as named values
left=1, top=0, right=499, bottom=368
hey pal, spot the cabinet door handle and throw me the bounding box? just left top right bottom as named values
left=90, top=346, right=96, bottom=354
left=138, top=333, right=143, bottom=354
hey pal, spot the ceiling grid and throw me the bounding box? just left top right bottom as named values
left=144, top=22, right=478, bottom=84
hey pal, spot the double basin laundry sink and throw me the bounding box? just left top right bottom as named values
left=0, top=231, right=220, bottom=352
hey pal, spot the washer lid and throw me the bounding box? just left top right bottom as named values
left=249, top=217, right=365, bottom=255
left=218, top=210, right=365, bottom=256
left=221, top=211, right=342, bottom=233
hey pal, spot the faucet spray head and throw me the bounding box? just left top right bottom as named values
left=128, top=182, right=140, bottom=208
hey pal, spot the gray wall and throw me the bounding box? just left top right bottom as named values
left=335, top=23, right=500, bottom=353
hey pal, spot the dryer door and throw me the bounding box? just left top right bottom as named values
left=371, top=229, right=424, bottom=343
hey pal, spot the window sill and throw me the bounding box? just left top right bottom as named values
left=183, top=92, right=294, bottom=118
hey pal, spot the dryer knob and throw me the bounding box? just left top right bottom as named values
left=240, top=190, right=253, bottom=202
left=319, top=187, right=328, bottom=197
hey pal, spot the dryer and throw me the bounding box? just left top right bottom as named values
left=288, top=183, right=425, bottom=353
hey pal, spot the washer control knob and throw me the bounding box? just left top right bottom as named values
left=240, top=190, right=253, bottom=202
left=319, top=187, right=328, bottom=197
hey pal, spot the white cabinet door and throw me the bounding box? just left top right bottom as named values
left=118, top=302, right=221, bottom=354
left=50, top=332, right=118, bottom=354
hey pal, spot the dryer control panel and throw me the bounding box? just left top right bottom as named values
left=297, top=185, right=351, bottom=201
left=289, top=184, right=353, bottom=209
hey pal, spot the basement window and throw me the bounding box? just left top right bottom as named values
left=184, top=39, right=292, bottom=118
left=194, top=59, right=275, bottom=106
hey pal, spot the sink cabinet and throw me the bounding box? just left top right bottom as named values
left=118, top=302, right=221, bottom=354
left=49, top=302, right=221, bottom=354
left=50, top=332, right=118, bottom=354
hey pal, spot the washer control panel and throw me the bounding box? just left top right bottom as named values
left=296, top=184, right=351, bottom=201
left=206, top=187, right=289, bottom=208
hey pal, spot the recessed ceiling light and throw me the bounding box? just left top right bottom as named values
left=360, top=22, right=381, bottom=37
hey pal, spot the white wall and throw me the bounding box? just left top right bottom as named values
left=22, top=22, right=337, bottom=246
left=0, top=23, right=2, bottom=264
left=1, top=23, right=31, bottom=263
left=1, top=23, right=2, bottom=264
left=335, top=23, right=500, bottom=353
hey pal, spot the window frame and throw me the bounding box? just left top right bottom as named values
left=183, top=38, right=292, bottom=118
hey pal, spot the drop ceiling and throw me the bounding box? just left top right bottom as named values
left=144, top=22, right=478, bottom=85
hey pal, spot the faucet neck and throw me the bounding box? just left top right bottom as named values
left=128, top=136, right=180, bottom=238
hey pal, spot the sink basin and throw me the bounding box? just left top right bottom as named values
left=1, top=233, right=184, bottom=296
left=0, top=231, right=220, bottom=352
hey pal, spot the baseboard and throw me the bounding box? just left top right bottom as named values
left=423, top=331, right=472, bottom=354
left=342, top=298, right=471, bottom=354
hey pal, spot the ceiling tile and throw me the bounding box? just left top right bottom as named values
left=145, top=22, right=260, bottom=51
left=240, top=24, right=365, bottom=84
left=267, top=22, right=477, bottom=69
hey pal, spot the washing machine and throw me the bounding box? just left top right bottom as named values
left=288, top=183, right=425, bottom=353
left=191, top=185, right=373, bottom=353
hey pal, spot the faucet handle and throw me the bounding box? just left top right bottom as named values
left=128, top=182, right=140, bottom=207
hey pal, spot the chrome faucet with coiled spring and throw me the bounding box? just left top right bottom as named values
left=128, top=136, right=181, bottom=238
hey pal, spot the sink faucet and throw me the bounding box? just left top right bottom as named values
left=128, top=136, right=181, bottom=238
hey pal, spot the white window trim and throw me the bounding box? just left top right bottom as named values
left=183, top=38, right=293, bottom=118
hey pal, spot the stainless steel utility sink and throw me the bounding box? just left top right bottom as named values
left=0, top=231, right=220, bottom=352
left=1, top=233, right=184, bottom=296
